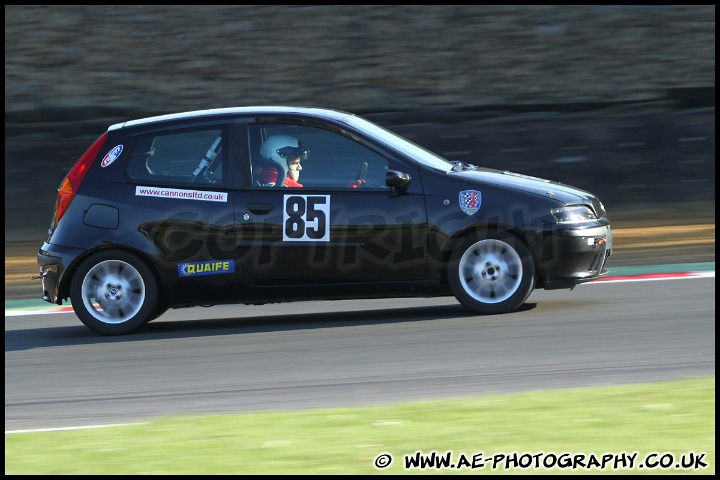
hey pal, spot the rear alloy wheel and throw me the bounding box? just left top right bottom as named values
left=448, top=233, right=536, bottom=315
left=70, top=251, right=158, bottom=335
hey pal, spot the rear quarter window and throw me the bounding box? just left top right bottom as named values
left=124, top=127, right=225, bottom=186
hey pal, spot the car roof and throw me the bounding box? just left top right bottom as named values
left=108, top=106, right=357, bottom=131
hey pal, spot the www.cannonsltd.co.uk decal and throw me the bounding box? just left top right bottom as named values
left=178, top=259, right=235, bottom=277
left=283, top=194, right=331, bottom=242
left=136, top=186, right=228, bottom=202
left=101, top=145, right=123, bottom=167
left=459, top=190, right=482, bottom=215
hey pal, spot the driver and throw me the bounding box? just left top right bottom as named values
left=256, top=134, right=308, bottom=188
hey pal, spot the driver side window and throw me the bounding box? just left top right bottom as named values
left=249, top=124, right=389, bottom=189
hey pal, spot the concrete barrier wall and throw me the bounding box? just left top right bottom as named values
left=5, top=5, right=715, bottom=114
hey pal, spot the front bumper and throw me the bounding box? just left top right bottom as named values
left=538, top=224, right=613, bottom=290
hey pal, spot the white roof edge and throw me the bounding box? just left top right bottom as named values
left=108, top=106, right=355, bottom=130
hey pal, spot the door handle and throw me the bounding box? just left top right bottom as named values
left=247, top=202, right=273, bottom=215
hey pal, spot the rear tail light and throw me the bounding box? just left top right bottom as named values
left=51, top=132, right=108, bottom=227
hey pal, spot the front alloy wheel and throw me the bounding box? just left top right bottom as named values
left=70, top=251, right=158, bottom=335
left=448, top=233, right=536, bottom=315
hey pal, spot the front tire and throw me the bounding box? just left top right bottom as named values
left=70, top=251, right=158, bottom=335
left=448, top=232, right=536, bottom=315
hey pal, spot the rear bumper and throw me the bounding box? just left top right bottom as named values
left=37, top=243, right=85, bottom=305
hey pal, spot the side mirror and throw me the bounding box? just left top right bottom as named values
left=386, top=170, right=411, bottom=192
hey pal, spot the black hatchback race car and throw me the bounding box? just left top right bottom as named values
left=36, top=106, right=613, bottom=335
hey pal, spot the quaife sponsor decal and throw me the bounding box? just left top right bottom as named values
left=136, top=186, right=228, bottom=202
left=178, top=260, right=235, bottom=277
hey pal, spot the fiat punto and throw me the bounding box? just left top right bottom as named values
left=36, top=106, right=613, bottom=335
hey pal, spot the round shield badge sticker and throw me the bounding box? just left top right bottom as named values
left=101, top=145, right=123, bottom=167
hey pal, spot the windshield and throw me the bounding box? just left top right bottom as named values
left=344, top=116, right=455, bottom=171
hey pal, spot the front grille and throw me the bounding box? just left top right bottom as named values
left=588, top=254, right=602, bottom=272
left=588, top=250, right=611, bottom=273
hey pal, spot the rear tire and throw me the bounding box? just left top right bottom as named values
left=70, top=251, right=158, bottom=335
left=448, top=232, right=535, bottom=315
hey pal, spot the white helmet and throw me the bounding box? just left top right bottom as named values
left=260, top=135, right=309, bottom=163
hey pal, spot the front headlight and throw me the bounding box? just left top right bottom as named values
left=551, top=205, right=597, bottom=224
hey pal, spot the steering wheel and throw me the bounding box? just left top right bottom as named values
left=347, top=161, right=368, bottom=188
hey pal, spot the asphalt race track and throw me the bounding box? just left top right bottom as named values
left=5, top=274, right=715, bottom=432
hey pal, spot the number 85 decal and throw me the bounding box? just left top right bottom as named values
left=283, top=195, right=331, bottom=242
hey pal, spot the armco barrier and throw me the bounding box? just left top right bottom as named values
left=367, top=106, right=715, bottom=208
left=5, top=106, right=715, bottom=241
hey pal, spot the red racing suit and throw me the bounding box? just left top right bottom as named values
left=257, top=168, right=303, bottom=188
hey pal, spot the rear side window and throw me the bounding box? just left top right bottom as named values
left=125, top=127, right=224, bottom=186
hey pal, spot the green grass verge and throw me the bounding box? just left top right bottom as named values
left=5, top=377, right=714, bottom=474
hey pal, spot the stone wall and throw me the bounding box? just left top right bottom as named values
left=4, top=5, right=715, bottom=242
left=5, top=5, right=715, bottom=116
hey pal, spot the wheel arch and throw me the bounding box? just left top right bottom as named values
left=439, top=221, right=541, bottom=288
left=57, top=244, right=167, bottom=308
